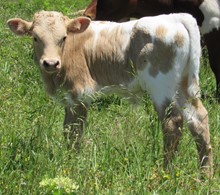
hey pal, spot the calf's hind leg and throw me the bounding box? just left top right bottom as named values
left=182, top=98, right=213, bottom=178
left=156, top=100, right=183, bottom=168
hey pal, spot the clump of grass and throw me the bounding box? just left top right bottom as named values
left=39, top=176, right=79, bottom=194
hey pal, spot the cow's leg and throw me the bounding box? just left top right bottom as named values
left=63, top=103, right=88, bottom=150
left=204, top=29, right=220, bottom=102
left=155, top=100, right=183, bottom=168
left=181, top=98, right=213, bottom=178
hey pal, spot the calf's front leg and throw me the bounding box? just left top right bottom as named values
left=63, top=103, right=88, bottom=150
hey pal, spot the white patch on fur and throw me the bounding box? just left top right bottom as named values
left=137, top=64, right=180, bottom=108
left=98, top=82, right=142, bottom=104
left=199, top=0, right=220, bottom=34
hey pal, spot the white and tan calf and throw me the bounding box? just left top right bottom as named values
left=7, top=11, right=212, bottom=177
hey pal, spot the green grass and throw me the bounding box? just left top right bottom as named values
left=1, top=1, right=220, bottom=194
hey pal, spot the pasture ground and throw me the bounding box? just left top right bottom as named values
left=0, top=0, right=220, bottom=194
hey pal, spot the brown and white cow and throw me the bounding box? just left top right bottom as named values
left=84, top=0, right=220, bottom=102
left=7, top=11, right=212, bottom=177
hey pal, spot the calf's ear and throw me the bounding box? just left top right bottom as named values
left=67, top=17, right=91, bottom=33
left=7, top=18, right=32, bottom=36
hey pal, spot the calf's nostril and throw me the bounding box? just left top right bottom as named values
left=54, top=61, right=60, bottom=67
left=43, top=60, right=50, bottom=67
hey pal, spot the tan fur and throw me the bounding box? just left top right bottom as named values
left=188, top=98, right=213, bottom=177
left=61, top=30, right=97, bottom=99
left=129, top=26, right=176, bottom=76
left=162, top=101, right=183, bottom=167
left=180, top=75, right=200, bottom=100
left=155, top=25, right=168, bottom=40
left=178, top=75, right=212, bottom=176
left=85, top=26, right=135, bottom=85
left=180, top=75, right=189, bottom=98
left=174, top=31, right=185, bottom=48
left=148, top=39, right=176, bottom=77
left=128, top=28, right=152, bottom=70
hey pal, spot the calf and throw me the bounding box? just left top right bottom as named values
left=7, top=11, right=212, bottom=177
left=84, top=0, right=220, bottom=102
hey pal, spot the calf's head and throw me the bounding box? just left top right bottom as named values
left=7, top=11, right=91, bottom=73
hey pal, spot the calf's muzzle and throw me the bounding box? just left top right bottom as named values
left=42, top=59, right=61, bottom=71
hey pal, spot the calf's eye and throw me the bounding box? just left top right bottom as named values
left=58, top=36, right=67, bottom=47
left=63, top=36, right=67, bottom=42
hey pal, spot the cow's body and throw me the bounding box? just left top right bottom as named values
left=84, top=0, right=220, bottom=102
left=7, top=11, right=212, bottom=177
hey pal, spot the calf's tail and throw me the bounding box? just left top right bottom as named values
left=180, top=13, right=202, bottom=98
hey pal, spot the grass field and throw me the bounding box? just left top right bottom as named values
left=0, top=0, right=220, bottom=194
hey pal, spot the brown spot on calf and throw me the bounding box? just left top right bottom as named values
left=155, top=25, right=168, bottom=40
left=174, top=31, right=185, bottom=48
left=148, top=39, right=176, bottom=77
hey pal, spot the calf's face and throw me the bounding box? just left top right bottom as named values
left=7, top=11, right=91, bottom=73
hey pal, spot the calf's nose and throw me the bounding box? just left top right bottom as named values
left=43, top=59, right=60, bottom=68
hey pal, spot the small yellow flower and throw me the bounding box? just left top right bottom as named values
left=176, top=171, right=180, bottom=177
left=163, top=174, right=170, bottom=180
